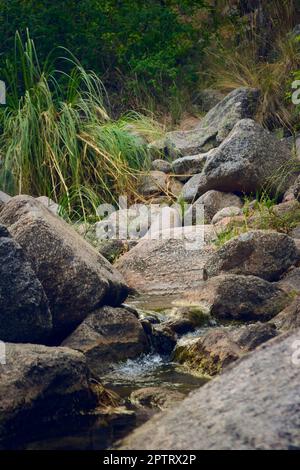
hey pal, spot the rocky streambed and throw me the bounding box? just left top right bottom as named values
left=1, top=87, right=300, bottom=450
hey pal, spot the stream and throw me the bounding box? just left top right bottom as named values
left=4, top=296, right=214, bottom=450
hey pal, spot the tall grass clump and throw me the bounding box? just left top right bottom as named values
left=203, top=0, right=300, bottom=130
left=0, top=32, right=152, bottom=220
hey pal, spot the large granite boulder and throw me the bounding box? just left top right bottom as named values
left=121, top=330, right=300, bottom=450
left=153, top=88, right=260, bottom=158
left=0, top=343, right=97, bottom=442
left=0, top=196, right=129, bottom=336
left=204, top=231, right=299, bottom=281
left=182, top=119, right=293, bottom=202
left=115, top=226, right=217, bottom=296
left=179, top=274, right=290, bottom=322
left=0, top=224, right=52, bottom=343
left=62, top=306, right=150, bottom=375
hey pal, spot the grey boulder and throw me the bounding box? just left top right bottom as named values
left=180, top=274, right=290, bottom=322
left=0, top=196, right=129, bottom=336
left=62, top=306, right=150, bottom=375
left=155, top=88, right=260, bottom=158
left=0, top=224, right=52, bottom=343
left=0, top=343, right=97, bottom=441
left=115, top=226, right=217, bottom=296
left=204, top=230, right=299, bottom=281
left=185, top=190, right=242, bottom=224
left=182, top=119, right=293, bottom=202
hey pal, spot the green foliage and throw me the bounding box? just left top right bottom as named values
left=0, top=0, right=210, bottom=114
left=0, top=33, right=151, bottom=220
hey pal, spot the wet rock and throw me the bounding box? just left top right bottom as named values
left=150, top=324, right=177, bottom=355
left=212, top=206, right=243, bottom=224
left=0, top=343, right=97, bottom=442
left=0, top=196, right=129, bottom=336
left=182, top=119, right=293, bottom=202
left=174, top=329, right=243, bottom=376
left=181, top=274, right=290, bottom=322
left=151, top=160, right=172, bottom=173
left=130, top=387, right=185, bottom=411
left=154, top=88, right=260, bottom=158
left=162, top=318, right=195, bottom=336
left=121, top=330, right=300, bottom=450
left=0, top=224, right=52, bottom=343
left=62, top=306, right=150, bottom=375
left=185, top=190, right=243, bottom=224
left=115, top=226, right=217, bottom=296
left=204, top=231, right=299, bottom=281
left=171, top=154, right=207, bottom=182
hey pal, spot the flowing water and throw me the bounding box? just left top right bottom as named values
left=4, top=296, right=214, bottom=450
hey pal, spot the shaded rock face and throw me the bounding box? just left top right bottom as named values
left=278, top=267, right=300, bottom=293
left=151, top=159, right=172, bottom=173
left=181, top=274, right=290, bottom=321
left=0, top=224, right=52, bottom=343
left=198, top=89, right=226, bottom=113
left=204, top=231, right=299, bottom=282
left=115, top=226, right=217, bottom=296
left=0, top=196, right=129, bottom=337
left=174, top=322, right=277, bottom=376
left=121, top=330, right=300, bottom=450
left=185, top=190, right=243, bottom=224
left=175, top=329, right=243, bottom=376
left=138, top=171, right=168, bottom=196
left=171, top=154, right=207, bottom=182
left=182, top=119, right=293, bottom=202
left=0, top=343, right=96, bottom=442
left=62, top=306, right=150, bottom=375
left=149, top=324, right=177, bottom=355
left=230, top=322, right=277, bottom=351
left=156, top=88, right=260, bottom=158
left=130, top=387, right=185, bottom=411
